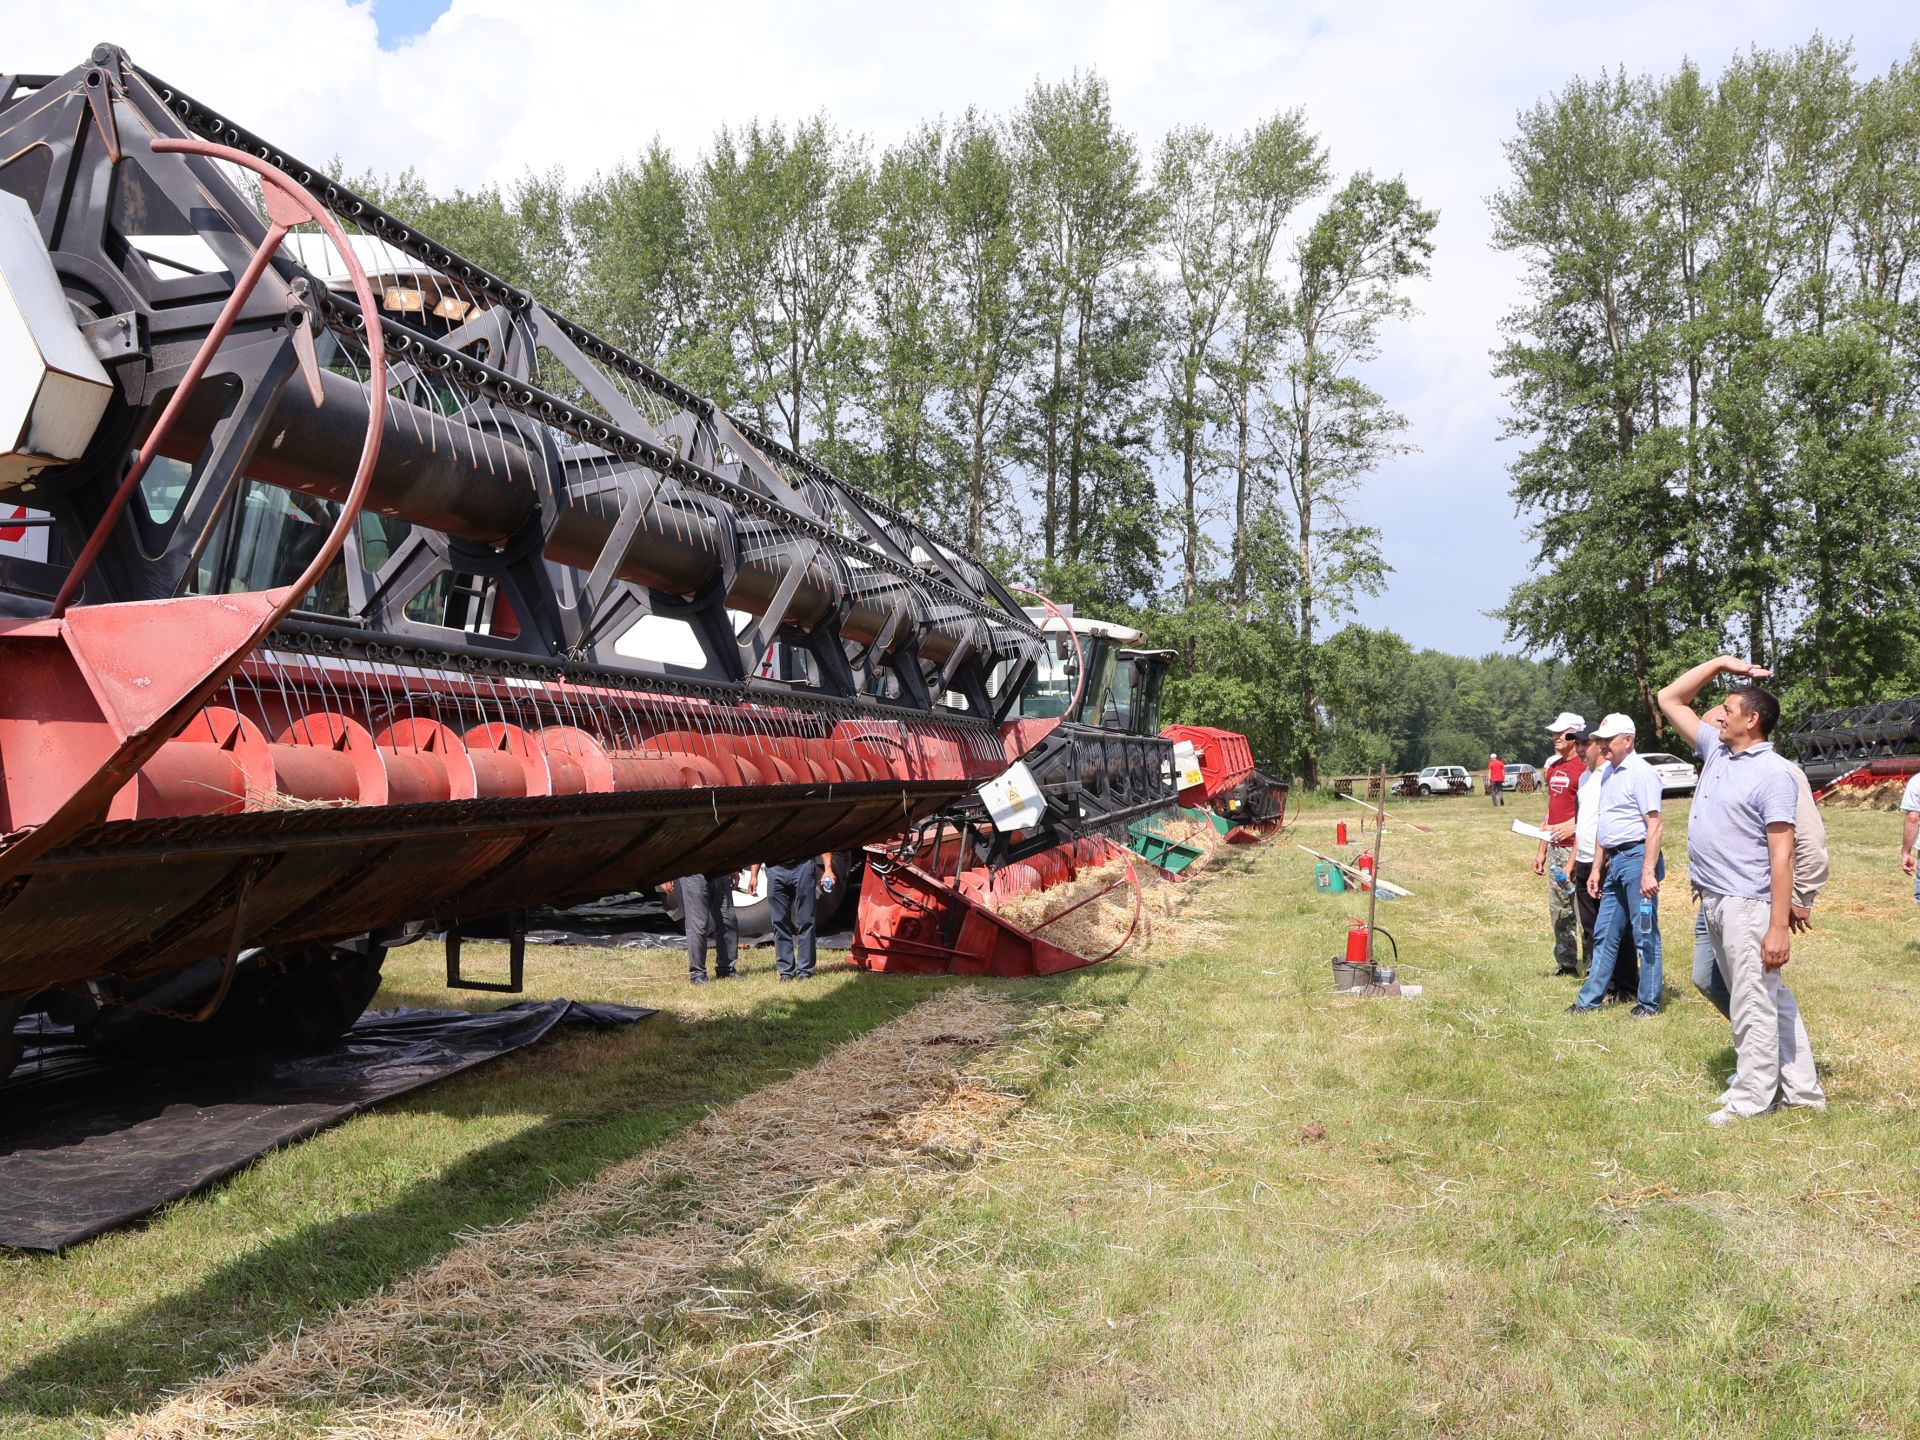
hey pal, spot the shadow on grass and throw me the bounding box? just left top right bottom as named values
left=1701, top=1040, right=1739, bottom=1088
left=0, top=972, right=983, bottom=1426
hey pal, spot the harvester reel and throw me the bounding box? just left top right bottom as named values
left=0, top=47, right=1049, bottom=1077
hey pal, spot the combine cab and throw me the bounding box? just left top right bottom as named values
left=0, top=48, right=1052, bottom=1075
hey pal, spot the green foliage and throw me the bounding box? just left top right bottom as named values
left=1014, top=72, right=1162, bottom=586
left=1496, top=39, right=1920, bottom=737
left=341, top=80, right=1444, bottom=783
left=1263, top=172, right=1437, bottom=782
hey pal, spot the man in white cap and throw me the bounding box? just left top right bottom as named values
left=1534, top=712, right=1586, bottom=975
left=1487, top=752, right=1505, bottom=807
left=1570, top=712, right=1665, bottom=1016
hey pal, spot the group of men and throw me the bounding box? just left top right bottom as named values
left=668, top=851, right=838, bottom=985
left=1527, top=656, right=1826, bottom=1125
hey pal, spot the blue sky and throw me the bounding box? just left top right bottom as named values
left=8, top=1, right=1914, bottom=657
left=370, top=0, right=450, bottom=47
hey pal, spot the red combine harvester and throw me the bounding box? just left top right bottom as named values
left=1160, top=723, right=1293, bottom=843
left=0, top=48, right=1055, bottom=1076
left=852, top=611, right=1230, bottom=977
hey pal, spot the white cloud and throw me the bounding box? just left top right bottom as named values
left=6, top=0, right=1910, bottom=653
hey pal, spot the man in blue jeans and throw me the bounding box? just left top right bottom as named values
left=1570, top=712, right=1665, bottom=1016
left=753, top=853, right=836, bottom=981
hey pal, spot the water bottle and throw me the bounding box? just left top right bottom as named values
left=1635, top=896, right=1654, bottom=943
left=1550, top=862, right=1570, bottom=892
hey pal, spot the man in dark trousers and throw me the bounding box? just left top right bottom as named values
left=755, top=852, right=837, bottom=981
left=1488, top=752, right=1506, bottom=807
left=671, top=872, right=740, bottom=984
left=1533, top=712, right=1586, bottom=975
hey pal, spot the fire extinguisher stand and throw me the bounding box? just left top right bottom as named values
left=1364, top=764, right=1388, bottom=972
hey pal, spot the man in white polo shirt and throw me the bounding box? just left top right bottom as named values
left=1551, top=723, right=1641, bottom=997
left=1901, top=772, right=1920, bottom=900
left=1569, top=713, right=1665, bottom=1016
left=1658, top=656, right=1816, bottom=1122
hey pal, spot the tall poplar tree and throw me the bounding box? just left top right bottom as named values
left=940, top=111, right=1031, bottom=553
left=1264, top=174, right=1435, bottom=785
left=1014, top=73, right=1159, bottom=566
left=864, top=123, right=952, bottom=516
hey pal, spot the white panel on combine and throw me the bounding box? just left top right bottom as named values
left=0, top=190, right=113, bottom=491
left=979, top=760, right=1046, bottom=832
left=1173, top=740, right=1204, bottom=792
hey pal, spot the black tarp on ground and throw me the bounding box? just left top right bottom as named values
left=0, top=999, right=652, bottom=1252
left=458, top=892, right=850, bottom=949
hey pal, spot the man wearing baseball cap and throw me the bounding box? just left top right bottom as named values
left=1533, top=712, right=1586, bottom=975
left=1570, top=712, right=1666, bottom=1016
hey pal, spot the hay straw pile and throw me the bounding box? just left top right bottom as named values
left=114, top=989, right=1018, bottom=1440
left=1821, top=777, right=1910, bottom=811
left=1151, top=812, right=1228, bottom=873
left=991, top=850, right=1213, bottom=962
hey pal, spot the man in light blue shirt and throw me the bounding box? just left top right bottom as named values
left=1570, top=713, right=1665, bottom=1015
left=1658, top=656, right=1821, bottom=1123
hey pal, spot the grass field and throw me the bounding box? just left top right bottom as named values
left=5, top=795, right=1920, bottom=1437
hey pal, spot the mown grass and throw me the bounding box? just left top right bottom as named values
left=0, top=939, right=970, bottom=1437
left=6, top=795, right=1920, bottom=1437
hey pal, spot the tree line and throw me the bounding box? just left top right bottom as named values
left=341, top=73, right=1435, bottom=786
left=1496, top=36, right=1920, bottom=740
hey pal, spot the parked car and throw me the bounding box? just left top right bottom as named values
left=1412, top=765, right=1473, bottom=796
left=1639, top=752, right=1699, bottom=795
left=1497, top=763, right=1540, bottom=792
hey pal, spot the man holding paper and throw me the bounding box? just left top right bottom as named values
left=1532, top=713, right=1586, bottom=975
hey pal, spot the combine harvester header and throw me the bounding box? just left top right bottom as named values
left=0, top=47, right=1050, bottom=1074
left=851, top=609, right=1295, bottom=977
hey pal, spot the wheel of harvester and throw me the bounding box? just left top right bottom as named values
left=203, top=942, right=389, bottom=1055
left=80, top=941, right=388, bottom=1061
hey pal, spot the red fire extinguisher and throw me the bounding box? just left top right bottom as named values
left=1355, top=852, right=1374, bottom=888
left=1336, top=820, right=1348, bottom=846
left=1345, top=921, right=1372, bottom=965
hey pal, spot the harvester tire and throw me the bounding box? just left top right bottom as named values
left=83, top=942, right=387, bottom=1061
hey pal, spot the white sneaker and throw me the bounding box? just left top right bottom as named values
left=1710, top=1100, right=1787, bottom=1125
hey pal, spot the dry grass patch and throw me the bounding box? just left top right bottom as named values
left=991, top=844, right=1235, bottom=964
left=114, top=989, right=1023, bottom=1440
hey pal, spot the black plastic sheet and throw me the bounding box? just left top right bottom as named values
left=0, top=999, right=652, bottom=1252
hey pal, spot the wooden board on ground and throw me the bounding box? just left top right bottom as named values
left=1335, top=790, right=1434, bottom=833
left=1295, top=845, right=1414, bottom=898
